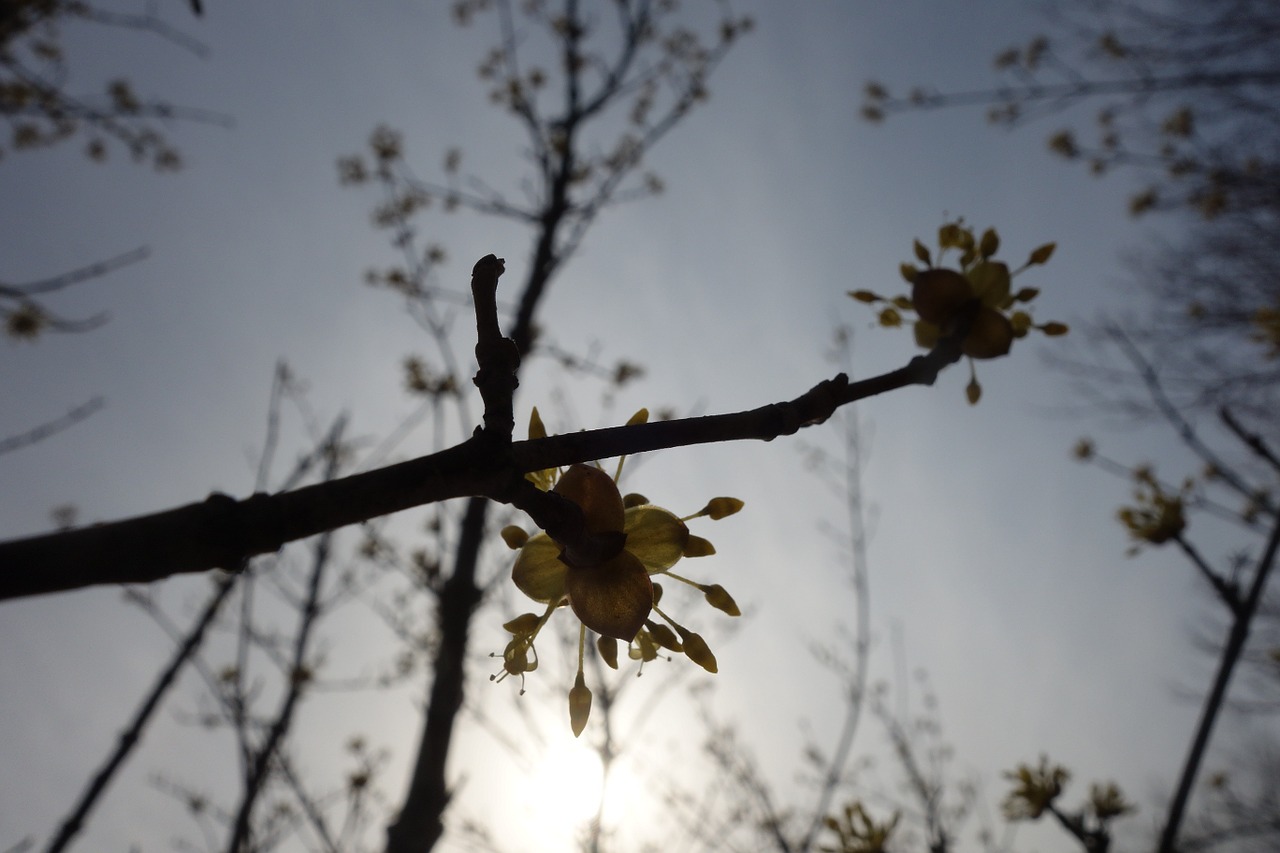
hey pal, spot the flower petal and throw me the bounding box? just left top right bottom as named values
left=623, top=505, right=689, bottom=572
left=511, top=533, right=567, bottom=603
left=966, top=260, right=1011, bottom=309
left=962, top=307, right=1014, bottom=359
left=564, top=549, right=653, bottom=641
left=911, top=268, right=972, bottom=324
left=554, top=464, right=625, bottom=534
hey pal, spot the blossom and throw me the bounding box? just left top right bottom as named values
left=1117, top=466, right=1191, bottom=554
left=1003, top=756, right=1070, bottom=821
left=849, top=220, right=1067, bottom=403
left=494, top=408, right=743, bottom=734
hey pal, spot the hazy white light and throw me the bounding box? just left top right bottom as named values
left=525, top=733, right=606, bottom=846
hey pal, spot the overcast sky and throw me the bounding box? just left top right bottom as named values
left=0, top=2, right=1249, bottom=852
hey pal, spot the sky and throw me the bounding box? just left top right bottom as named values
left=0, top=2, right=1262, bottom=852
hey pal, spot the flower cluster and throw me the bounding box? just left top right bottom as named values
left=850, top=220, right=1067, bottom=403
left=820, top=802, right=900, bottom=853
left=1002, top=756, right=1070, bottom=820
left=1116, top=466, right=1192, bottom=555
left=494, top=408, right=743, bottom=735
left=1002, top=756, right=1134, bottom=833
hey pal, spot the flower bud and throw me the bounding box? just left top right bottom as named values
left=502, top=612, right=540, bottom=635
left=596, top=635, right=619, bottom=669
left=683, top=535, right=716, bottom=557
left=681, top=631, right=718, bottom=673
left=646, top=622, right=684, bottom=652
left=569, top=671, right=592, bottom=737
left=501, top=526, right=529, bottom=550
left=700, top=583, right=741, bottom=616
left=701, top=497, right=744, bottom=520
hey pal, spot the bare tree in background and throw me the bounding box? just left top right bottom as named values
left=336, top=4, right=753, bottom=850
left=2, top=5, right=1096, bottom=853
left=863, top=2, right=1280, bottom=850
left=863, top=0, right=1280, bottom=431
left=2, top=0, right=225, bottom=453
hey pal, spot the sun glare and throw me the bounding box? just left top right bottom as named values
left=525, top=734, right=606, bottom=843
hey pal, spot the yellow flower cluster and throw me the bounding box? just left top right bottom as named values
left=1002, top=756, right=1133, bottom=826
left=1002, top=756, right=1070, bottom=820
left=820, top=802, right=899, bottom=853
left=494, top=408, right=743, bottom=735
left=850, top=220, right=1067, bottom=403
left=1116, top=466, right=1191, bottom=555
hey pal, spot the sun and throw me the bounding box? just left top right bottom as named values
left=524, top=733, right=606, bottom=844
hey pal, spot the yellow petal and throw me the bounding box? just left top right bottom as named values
left=554, top=464, right=625, bottom=534
left=623, top=505, right=689, bottom=571
left=564, top=549, right=653, bottom=641
left=965, top=260, right=1011, bottom=309
left=511, top=533, right=566, bottom=603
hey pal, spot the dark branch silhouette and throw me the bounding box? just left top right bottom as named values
left=0, top=256, right=964, bottom=602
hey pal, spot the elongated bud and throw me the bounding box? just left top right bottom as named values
left=700, top=497, right=744, bottom=520
left=681, top=632, right=718, bottom=673
left=700, top=583, right=741, bottom=616
left=569, top=671, right=592, bottom=737
left=979, top=227, right=1000, bottom=258
left=596, top=635, right=619, bottom=669
left=645, top=622, right=684, bottom=652
left=1027, top=242, right=1056, bottom=265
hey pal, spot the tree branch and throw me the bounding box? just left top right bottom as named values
left=0, top=295, right=963, bottom=602
left=1158, top=496, right=1280, bottom=852
left=43, top=574, right=237, bottom=853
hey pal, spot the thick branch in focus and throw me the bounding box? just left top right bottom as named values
left=0, top=259, right=967, bottom=601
